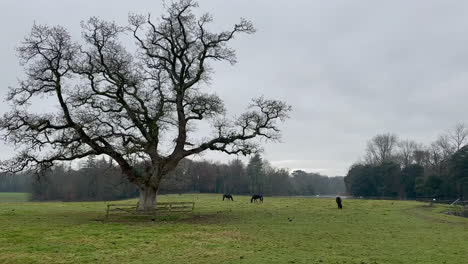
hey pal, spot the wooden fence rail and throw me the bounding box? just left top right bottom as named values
left=106, top=202, right=195, bottom=218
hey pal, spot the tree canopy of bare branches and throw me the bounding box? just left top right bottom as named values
left=364, top=133, right=398, bottom=165
left=447, top=122, right=468, bottom=151
left=396, top=139, right=422, bottom=167
left=0, top=0, right=291, bottom=211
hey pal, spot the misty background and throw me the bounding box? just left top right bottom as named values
left=2, top=0, right=468, bottom=176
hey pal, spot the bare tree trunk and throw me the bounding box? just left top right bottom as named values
left=137, top=186, right=157, bottom=212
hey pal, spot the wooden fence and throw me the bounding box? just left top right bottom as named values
left=106, top=201, right=195, bottom=218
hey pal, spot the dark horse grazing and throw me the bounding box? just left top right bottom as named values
left=251, top=194, right=263, bottom=203
left=223, top=194, right=234, bottom=201
left=336, top=196, right=343, bottom=209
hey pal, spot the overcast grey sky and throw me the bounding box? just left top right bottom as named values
left=1, top=0, right=468, bottom=176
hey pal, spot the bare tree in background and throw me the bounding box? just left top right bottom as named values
left=364, top=133, right=398, bottom=165
left=434, top=134, right=456, bottom=158
left=0, top=0, right=291, bottom=211
left=397, top=139, right=421, bottom=167
left=425, top=137, right=452, bottom=174
left=413, top=148, right=431, bottom=167
left=447, top=122, right=468, bottom=151
left=424, top=123, right=468, bottom=171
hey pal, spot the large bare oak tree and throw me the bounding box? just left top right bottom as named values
left=0, top=0, right=291, bottom=211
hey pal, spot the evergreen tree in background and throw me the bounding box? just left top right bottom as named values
left=247, top=154, right=264, bottom=194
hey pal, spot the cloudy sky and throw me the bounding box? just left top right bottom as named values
left=1, top=0, right=468, bottom=176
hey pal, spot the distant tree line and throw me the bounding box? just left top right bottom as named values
left=345, top=123, right=468, bottom=199
left=0, top=154, right=345, bottom=201
left=0, top=173, right=31, bottom=193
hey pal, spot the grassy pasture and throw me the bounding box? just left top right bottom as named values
left=0, top=192, right=29, bottom=202
left=0, top=193, right=467, bottom=264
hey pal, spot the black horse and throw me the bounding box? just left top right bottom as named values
left=251, top=194, right=263, bottom=203
left=223, top=194, right=234, bottom=201
left=336, top=196, right=343, bottom=209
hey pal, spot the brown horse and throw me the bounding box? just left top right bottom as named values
left=223, top=194, right=234, bottom=201
left=251, top=194, right=263, bottom=203
left=336, top=196, right=343, bottom=209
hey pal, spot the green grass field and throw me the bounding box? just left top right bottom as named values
left=0, top=193, right=467, bottom=264
left=0, top=192, right=29, bottom=202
